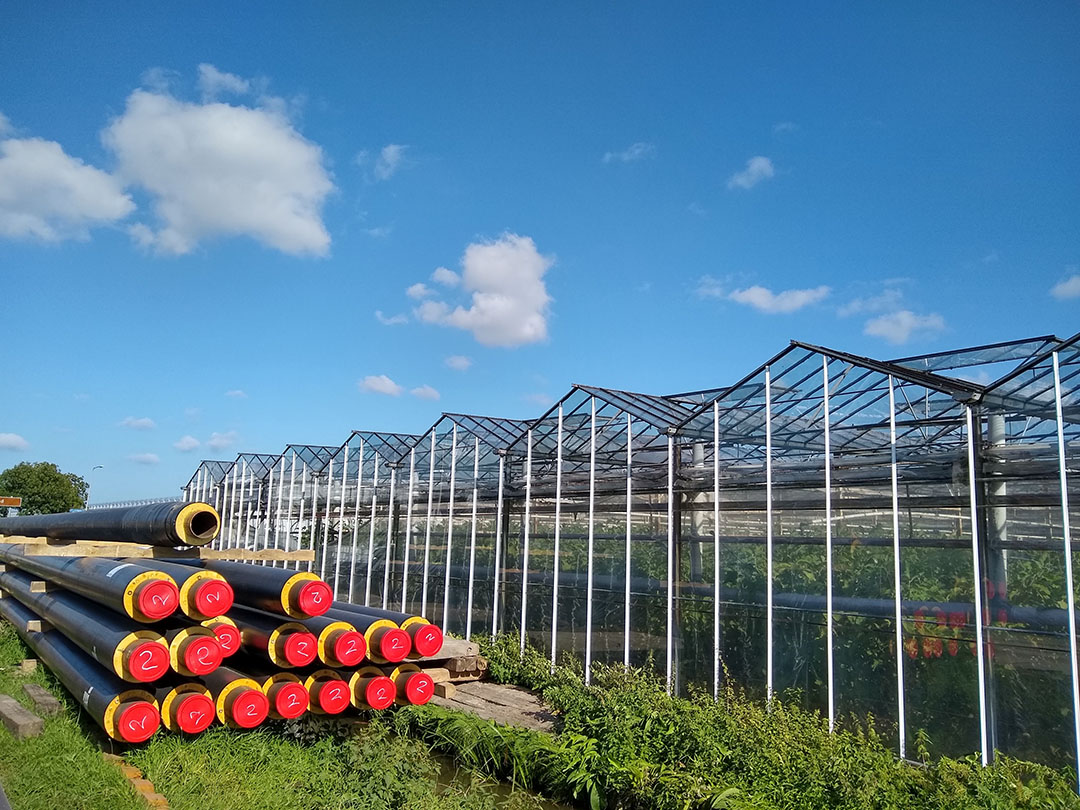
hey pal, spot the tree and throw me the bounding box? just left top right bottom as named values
left=0, top=462, right=88, bottom=516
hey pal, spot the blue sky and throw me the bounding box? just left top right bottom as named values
left=1, top=3, right=1077, bottom=501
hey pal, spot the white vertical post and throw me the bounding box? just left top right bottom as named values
left=889, top=377, right=907, bottom=759
left=491, top=455, right=505, bottom=638
left=365, top=456, right=380, bottom=606
left=585, top=397, right=597, bottom=684
left=520, top=430, right=533, bottom=656
left=333, top=446, right=350, bottom=598
left=223, top=465, right=236, bottom=548
left=261, top=470, right=273, bottom=560
left=823, top=357, right=835, bottom=732
left=319, top=460, right=334, bottom=581
left=402, top=449, right=417, bottom=613
left=624, top=414, right=633, bottom=669
left=284, top=453, right=297, bottom=565
left=297, top=464, right=309, bottom=572
left=466, top=437, right=480, bottom=639
left=765, top=366, right=774, bottom=702
left=443, top=426, right=458, bottom=629
left=713, top=400, right=721, bottom=698
left=307, top=473, right=318, bottom=573
left=966, top=406, right=990, bottom=765
left=666, top=433, right=675, bottom=693
left=422, top=429, right=436, bottom=617
left=348, top=440, right=364, bottom=602
left=272, top=457, right=286, bottom=563
left=550, top=405, right=564, bottom=668
left=381, top=466, right=396, bottom=609
left=229, top=464, right=241, bottom=549
left=1052, top=352, right=1080, bottom=790
left=236, top=462, right=249, bottom=549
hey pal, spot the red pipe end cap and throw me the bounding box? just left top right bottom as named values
left=117, top=702, right=160, bottom=743
left=332, top=631, right=367, bottom=667
left=271, top=682, right=308, bottom=719
left=182, top=636, right=223, bottom=676
left=193, top=579, right=234, bottom=618
left=209, top=623, right=240, bottom=657
left=295, top=580, right=332, bottom=616
left=315, top=679, right=350, bottom=714
left=230, top=688, right=269, bottom=728
left=403, top=672, right=435, bottom=706
left=378, top=628, right=411, bottom=663
left=174, top=693, right=215, bottom=734
left=136, top=579, right=179, bottom=620
left=412, top=624, right=444, bottom=658
left=128, top=641, right=170, bottom=682
left=282, top=632, right=318, bottom=667
left=364, top=676, right=396, bottom=710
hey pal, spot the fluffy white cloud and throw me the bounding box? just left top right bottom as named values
left=225, top=389, right=247, bottom=399
left=406, top=282, right=433, bottom=299
left=0, top=112, right=11, bottom=136
left=0, top=433, right=29, bottom=451
left=728, top=285, right=829, bottom=314
left=445, top=355, right=472, bottom=371
left=103, top=79, right=333, bottom=256
left=864, top=310, right=945, bottom=345
left=197, top=64, right=250, bottom=100
left=120, top=416, right=156, bottom=430
left=1051, top=270, right=1080, bottom=300
left=174, top=435, right=201, bottom=451
left=431, top=266, right=460, bottom=286
left=359, top=375, right=403, bottom=396
left=129, top=453, right=160, bottom=465
left=375, top=310, right=408, bottom=326
left=374, top=144, right=408, bottom=180
left=602, top=142, right=656, bottom=164
left=695, top=276, right=726, bottom=299
left=838, top=288, right=903, bottom=317
left=727, top=156, right=775, bottom=190
left=207, top=431, right=238, bottom=451
left=0, top=136, right=134, bottom=241
left=415, top=233, right=553, bottom=347
left=410, top=385, right=440, bottom=400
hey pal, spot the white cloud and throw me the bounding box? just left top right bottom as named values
left=410, top=384, right=440, bottom=400
left=197, top=64, right=251, bottom=100
left=406, top=282, right=433, bottom=299
left=1051, top=270, right=1080, bottom=300
left=120, top=416, right=156, bottom=430
left=374, top=144, right=408, bottom=180
left=727, top=156, right=775, bottom=190
left=225, top=389, right=247, bottom=399
left=358, top=375, right=404, bottom=396
left=364, top=225, right=391, bottom=238
left=445, top=355, right=472, bottom=371
left=695, top=275, right=726, bottom=299
left=102, top=77, right=333, bottom=256
left=838, top=288, right=903, bottom=317
left=431, top=266, right=459, bottom=286
left=864, top=310, right=946, bottom=345
left=0, top=433, right=29, bottom=451
left=602, top=142, right=656, bottom=164
left=375, top=310, right=408, bottom=326
left=174, top=435, right=201, bottom=451
left=687, top=202, right=707, bottom=217
left=207, top=431, right=238, bottom=451
left=772, top=121, right=798, bottom=134
left=0, top=112, right=11, bottom=136
left=129, top=453, right=160, bottom=465
left=0, top=137, right=134, bottom=241
left=728, top=285, right=829, bottom=314
left=415, top=233, right=553, bottom=347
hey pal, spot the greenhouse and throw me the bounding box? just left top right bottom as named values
left=181, top=331, right=1080, bottom=773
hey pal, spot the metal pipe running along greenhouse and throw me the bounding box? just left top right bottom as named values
left=177, top=331, right=1080, bottom=777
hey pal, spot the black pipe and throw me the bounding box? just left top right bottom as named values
left=346, top=665, right=396, bottom=710
left=323, top=606, right=410, bottom=664
left=0, top=502, right=220, bottom=547
left=329, top=600, right=443, bottom=659
left=222, top=655, right=309, bottom=720
left=161, top=624, right=223, bottom=677
left=258, top=609, right=367, bottom=668
left=165, top=558, right=331, bottom=618
left=0, top=596, right=159, bottom=742
left=302, top=668, right=350, bottom=715
left=199, top=665, right=270, bottom=729
left=0, top=569, right=169, bottom=682
left=0, top=546, right=179, bottom=622
left=227, top=603, right=319, bottom=669
left=120, top=559, right=233, bottom=620
left=154, top=682, right=215, bottom=734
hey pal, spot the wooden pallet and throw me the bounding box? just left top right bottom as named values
left=431, top=681, right=556, bottom=733
left=0, top=535, right=314, bottom=562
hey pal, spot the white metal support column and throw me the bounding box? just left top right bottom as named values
left=443, top=426, right=458, bottom=629
left=401, top=449, right=416, bottom=613
left=666, top=433, right=675, bottom=693
left=298, top=464, right=309, bottom=572
left=466, top=437, right=480, bottom=639
left=889, top=377, right=907, bottom=759
left=283, top=454, right=296, bottom=567
left=333, top=446, right=350, bottom=599
left=520, top=430, right=533, bottom=656
left=348, top=441, right=364, bottom=602
left=381, top=466, right=396, bottom=609
left=261, top=472, right=273, bottom=561
left=713, top=401, right=721, bottom=699
left=319, top=460, right=334, bottom=582
left=272, top=457, right=286, bottom=566
left=225, top=465, right=238, bottom=549
left=364, top=456, right=380, bottom=606
left=966, top=406, right=990, bottom=765
left=421, top=429, right=436, bottom=617
left=823, top=357, right=835, bottom=732
left=1053, top=353, right=1080, bottom=789
left=765, top=366, right=774, bottom=702
left=624, top=414, right=633, bottom=669
left=585, top=398, right=597, bottom=684
left=491, top=455, right=505, bottom=638
left=550, top=405, right=564, bottom=669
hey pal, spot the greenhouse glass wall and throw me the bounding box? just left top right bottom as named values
left=182, top=332, right=1080, bottom=773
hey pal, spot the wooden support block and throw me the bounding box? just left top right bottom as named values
left=22, top=683, right=61, bottom=716
left=434, top=682, right=457, bottom=699
left=0, top=694, right=44, bottom=739
left=444, top=655, right=478, bottom=674
left=17, top=659, right=37, bottom=675
left=422, top=667, right=451, bottom=683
